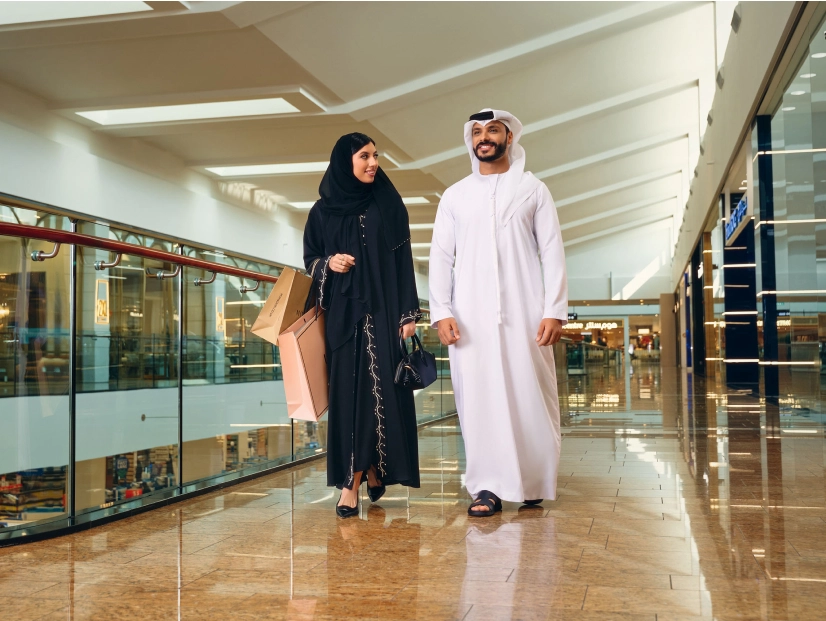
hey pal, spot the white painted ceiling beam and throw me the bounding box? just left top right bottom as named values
left=399, top=80, right=698, bottom=171
left=555, top=170, right=683, bottom=209
left=536, top=131, right=689, bottom=180
left=564, top=215, right=674, bottom=248
left=325, top=2, right=675, bottom=118
left=560, top=196, right=677, bottom=232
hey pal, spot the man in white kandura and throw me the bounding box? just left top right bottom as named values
left=429, top=109, right=568, bottom=516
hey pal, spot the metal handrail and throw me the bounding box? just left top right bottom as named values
left=94, top=253, right=122, bottom=271
left=146, top=265, right=182, bottom=280
left=240, top=280, right=261, bottom=294
left=0, top=223, right=279, bottom=284
left=194, top=271, right=217, bottom=286
left=31, top=242, right=61, bottom=262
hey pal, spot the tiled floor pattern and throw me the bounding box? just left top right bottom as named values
left=2, top=366, right=826, bottom=620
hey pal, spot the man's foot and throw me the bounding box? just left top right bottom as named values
left=522, top=499, right=543, bottom=506
left=468, top=491, right=502, bottom=517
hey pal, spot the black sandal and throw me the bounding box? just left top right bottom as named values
left=467, top=490, right=502, bottom=517
left=523, top=499, right=543, bottom=506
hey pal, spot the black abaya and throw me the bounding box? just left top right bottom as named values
left=304, top=200, right=421, bottom=489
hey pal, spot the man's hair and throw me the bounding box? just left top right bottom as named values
left=349, top=132, right=375, bottom=155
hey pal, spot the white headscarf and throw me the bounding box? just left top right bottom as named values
left=463, top=108, right=525, bottom=175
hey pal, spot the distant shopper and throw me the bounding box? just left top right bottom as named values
left=304, top=133, right=421, bottom=518
left=429, top=109, right=568, bottom=516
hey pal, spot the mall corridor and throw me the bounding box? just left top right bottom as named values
left=4, top=2, right=826, bottom=620
left=2, top=364, right=825, bottom=620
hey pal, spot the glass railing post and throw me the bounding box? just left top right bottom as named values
left=69, top=219, right=78, bottom=521
left=177, top=245, right=184, bottom=491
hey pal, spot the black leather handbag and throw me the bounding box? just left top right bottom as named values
left=394, top=334, right=437, bottom=390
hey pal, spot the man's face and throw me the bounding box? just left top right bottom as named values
left=472, top=121, right=511, bottom=162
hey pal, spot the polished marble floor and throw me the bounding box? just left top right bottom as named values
left=2, top=364, right=826, bottom=620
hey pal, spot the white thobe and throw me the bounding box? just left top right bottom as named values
left=429, top=171, right=567, bottom=503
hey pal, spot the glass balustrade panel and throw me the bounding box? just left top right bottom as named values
left=0, top=231, right=71, bottom=532
left=182, top=252, right=292, bottom=485
left=75, top=243, right=180, bottom=512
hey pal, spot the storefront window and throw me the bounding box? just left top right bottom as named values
left=752, top=12, right=826, bottom=395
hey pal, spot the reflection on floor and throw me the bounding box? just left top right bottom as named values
left=2, top=364, right=826, bottom=620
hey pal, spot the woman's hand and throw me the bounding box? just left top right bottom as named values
left=329, top=254, right=355, bottom=274
left=400, top=322, right=417, bottom=340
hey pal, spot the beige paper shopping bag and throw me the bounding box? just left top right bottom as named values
left=278, top=307, right=328, bottom=421
left=251, top=267, right=313, bottom=345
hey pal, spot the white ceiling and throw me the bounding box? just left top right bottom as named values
left=0, top=1, right=721, bottom=299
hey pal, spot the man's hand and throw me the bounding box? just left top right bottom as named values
left=436, top=317, right=461, bottom=345
left=536, top=318, right=563, bottom=346
left=400, top=322, right=417, bottom=340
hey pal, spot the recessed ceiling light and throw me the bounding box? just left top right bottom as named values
left=801, top=73, right=817, bottom=78
left=812, top=53, right=826, bottom=59
left=206, top=162, right=328, bottom=177
left=0, top=1, right=151, bottom=25
left=782, top=106, right=796, bottom=111
left=409, top=223, right=435, bottom=231
left=77, top=97, right=300, bottom=126
left=739, top=186, right=747, bottom=190
left=402, top=197, right=430, bottom=205
left=790, top=91, right=806, bottom=96
left=287, top=201, right=317, bottom=210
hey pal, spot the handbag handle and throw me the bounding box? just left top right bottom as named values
left=399, top=334, right=423, bottom=356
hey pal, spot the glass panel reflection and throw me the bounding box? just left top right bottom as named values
left=0, top=233, right=70, bottom=531
left=74, top=245, right=179, bottom=511
left=182, top=256, right=294, bottom=485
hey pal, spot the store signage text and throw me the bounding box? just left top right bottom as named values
left=95, top=279, right=110, bottom=325
left=564, top=321, right=620, bottom=331
left=725, top=196, right=748, bottom=243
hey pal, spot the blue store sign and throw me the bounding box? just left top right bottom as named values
left=725, top=196, right=748, bottom=244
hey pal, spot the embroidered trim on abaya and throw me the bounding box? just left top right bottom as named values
left=399, top=309, right=422, bottom=327
left=318, top=256, right=331, bottom=309
left=363, top=313, right=387, bottom=477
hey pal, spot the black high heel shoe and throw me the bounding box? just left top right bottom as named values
left=366, top=467, right=386, bottom=503
left=336, top=493, right=359, bottom=518
left=367, top=482, right=386, bottom=503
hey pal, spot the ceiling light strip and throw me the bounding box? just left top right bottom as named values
left=207, top=162, right=328, bottom=177
left=78, top=97, right=300, bottom=126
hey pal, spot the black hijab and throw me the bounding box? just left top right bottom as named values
left=317, top=134, right=410, bottom=308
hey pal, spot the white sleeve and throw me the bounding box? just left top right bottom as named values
left=428, top=195, right=456, bottom=327
left=534, top=184, right=568, bottom=321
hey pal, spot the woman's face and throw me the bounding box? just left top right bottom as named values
left=352, top=143, right=379, bottom=183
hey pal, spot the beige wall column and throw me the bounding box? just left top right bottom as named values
left=182, top=437, right=224, bottom=483
left=703, top=232, right=717, bottom=379
left=75, top=458, right=106, bottom=509
left=268, top=425, right=292, bottom=462
left=660, top=293, right=678, bottom=368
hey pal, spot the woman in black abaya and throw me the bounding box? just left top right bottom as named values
left=303, top=133, right=421, bottom=518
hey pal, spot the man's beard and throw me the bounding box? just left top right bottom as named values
left=474, top=139, right=508, bottom=163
